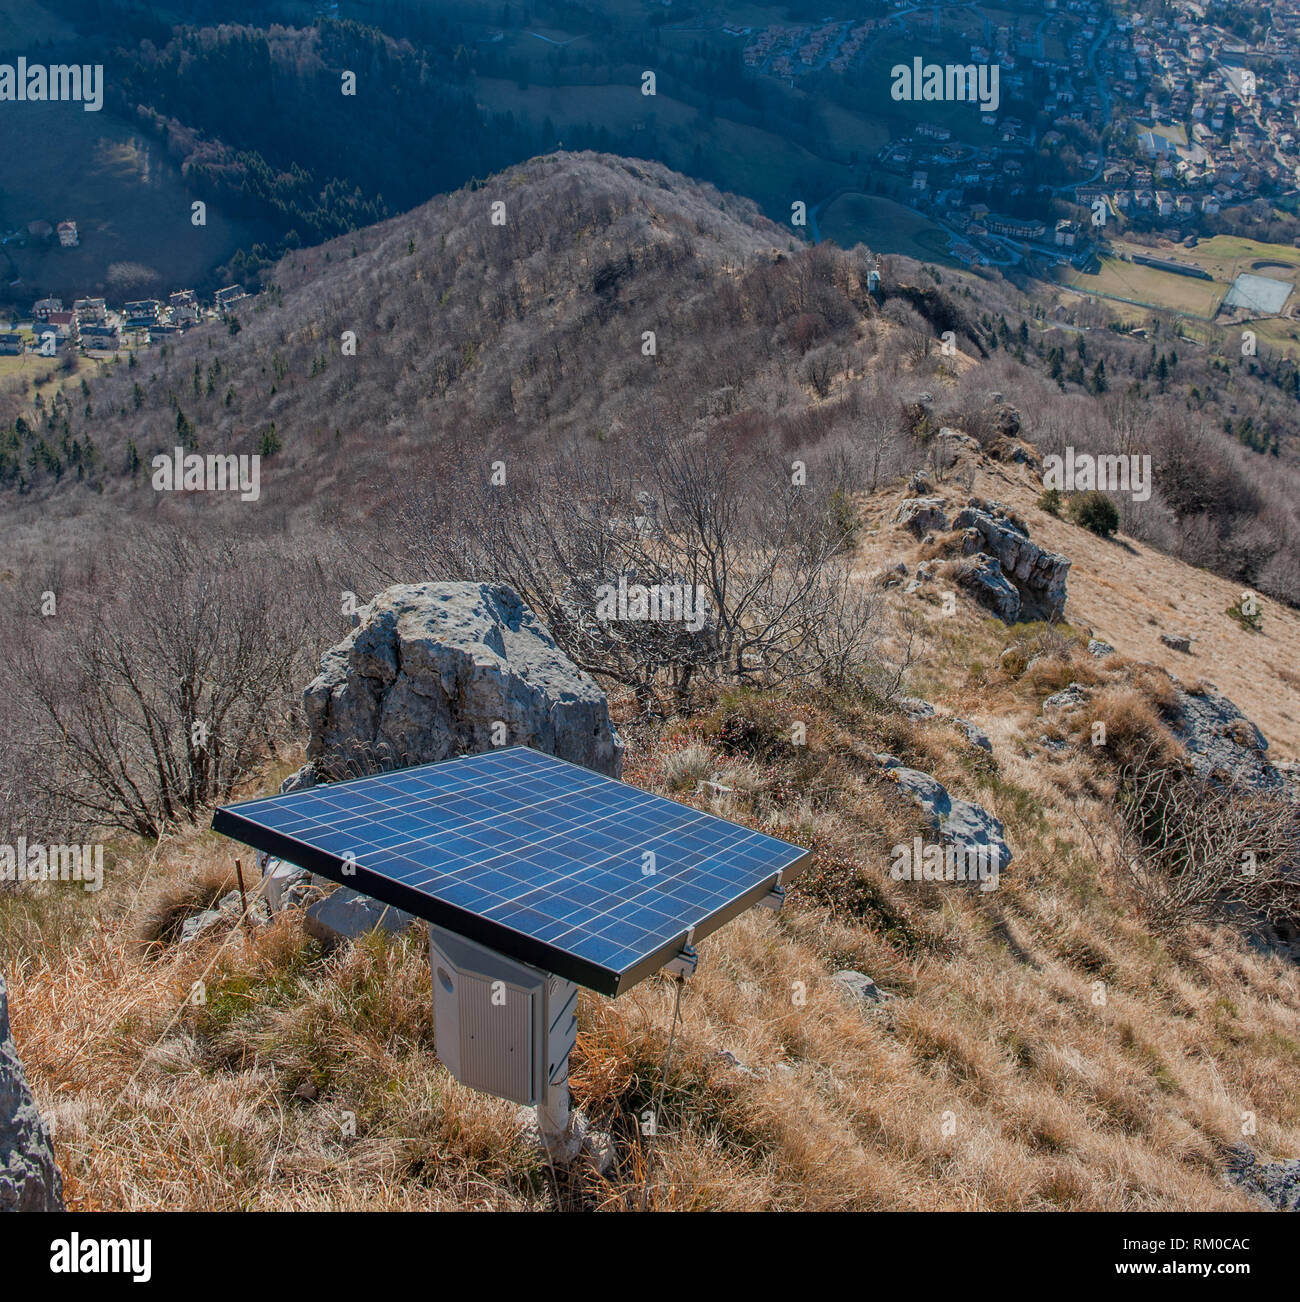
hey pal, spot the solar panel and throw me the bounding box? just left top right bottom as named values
left=212, top=746, right=811, bottom=996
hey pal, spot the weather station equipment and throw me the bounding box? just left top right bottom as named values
left=213, top=747, right=810, bottom=1148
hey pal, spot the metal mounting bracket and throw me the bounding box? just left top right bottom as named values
left=663, top=944, right=698, bottom=979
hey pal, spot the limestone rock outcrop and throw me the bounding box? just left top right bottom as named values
left=1165, top=681, right=1290, bottom=797
left=877, top=755, right=1012, bottom=882
left=0, top=972, right=63, bottom=1212
left=952, top=499, right=1070, bottom=621
left=268, top=584, right=624, bottom=938
left=294, top=582, right=623, bottom=784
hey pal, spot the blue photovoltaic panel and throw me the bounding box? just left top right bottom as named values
left=212, top=746, right=811, bottom=996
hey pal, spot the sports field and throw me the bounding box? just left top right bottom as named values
left=1061, top=252, right=1225, bottom=318
left=1060, top=234, right=1300, bottom=320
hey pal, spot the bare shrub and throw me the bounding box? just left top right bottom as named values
left=5, top=527, right=328, bottom=838
left=799, top=343, right=842, bottom=399
left=375, top=436, right=882, bottom=708
left=1111, top=743, right=1300, bottom=933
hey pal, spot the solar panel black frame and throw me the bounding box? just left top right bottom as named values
left=212, top=746, right=812, bottom=996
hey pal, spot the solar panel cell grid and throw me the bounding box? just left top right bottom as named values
left=213, top=746, right=811, bottom=995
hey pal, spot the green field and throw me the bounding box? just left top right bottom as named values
left=0, top=351, right=108, bottom=419
left=1061, top=253, right=1226, bottom=318
left=819, top=192, right=956, bottom=264
left=0, top=352, right=67, bottom=387
left=0, top=100, right=266, bottom=304
left=0, top=353, right=50, bottom=379
left=1057, top=235, right=1300, bottom=360
left=1062, top=233, right=1300, bottom=324
left=815, top=103, right=891, bottom=164
left=1169, top=234, right=1300, bottom=290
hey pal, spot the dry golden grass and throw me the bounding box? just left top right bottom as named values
left=6, top=663, right=1299, bottom=1211
left=133, top=861, right=239, bottom=953
left=975, top=460, right=1300, bottom=759
left=1081, top=685, right=1177, bottom=768
left=5, top=465, right=1300, bottom=1209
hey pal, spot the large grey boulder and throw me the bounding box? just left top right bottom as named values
left=877, top=755, right=1012, bottom=880
left=1164, top=682, right=1288, bottom=796
left=271, top=584, right=624, bottom=941
left=0, top=972, right=63, bottom=1211
left=295, top=582, right=623, bottom=783
left=953, top=499, right=1070, bottom=620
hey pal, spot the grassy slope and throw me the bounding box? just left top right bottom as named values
left=6, top=450, right=1300, bottom=1211
left=2, top=153, right=1297, bottom=1212
left=851, top=455, right=1300, bottom=759
left=0, top=103, right=264, bottom=304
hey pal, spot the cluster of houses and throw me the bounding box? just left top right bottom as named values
left=2, top=219, right=79, bottom=248
left=1134, top=5, right=1300, bottom=183
left=1, top=285, right=251, bottom=359
left=738, top=0, right=1300, bottom=266
left=1, top=216, right=79, bottom=248
left=741, top=19, right=882, bottom=79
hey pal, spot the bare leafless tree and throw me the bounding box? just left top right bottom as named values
left=372, top=434, right=881, bottom=709
left=860, top=396, right=897, bottom=493
left=6, top=528, right=327, bottom=837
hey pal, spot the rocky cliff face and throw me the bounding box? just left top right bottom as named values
left=952, top=499, right=1071, bottom=622
left=290, top=581, right=624, bottom=783
left=0, top=972, right=63, bottom=1212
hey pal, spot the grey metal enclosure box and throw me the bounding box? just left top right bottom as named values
left=428, top=923, right=578, bottom=1107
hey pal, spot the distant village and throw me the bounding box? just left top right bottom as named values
left=0, top=274, right=253, bottom=362
left=735, top=0, right=1300, bottom=274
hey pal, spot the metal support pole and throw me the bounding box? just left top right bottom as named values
left=535, top=1081, right=571, bottom=1146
